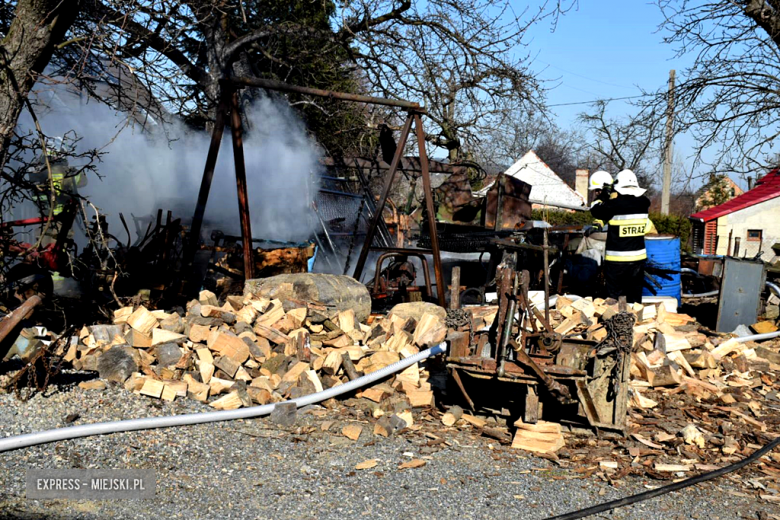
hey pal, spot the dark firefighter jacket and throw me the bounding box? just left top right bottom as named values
left=590, top=193, right=651, bottom=262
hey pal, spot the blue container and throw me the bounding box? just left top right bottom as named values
left=642, top=236, right=681, bottom=304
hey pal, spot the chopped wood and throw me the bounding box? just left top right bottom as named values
left=711, top=338, right=744, bottom=360
left=442, top=405, right=464, bottom=426
left=210, top=333, right=250, bottom=364
left=511, top=421, right=564, bottom=454
left=342, top=424, right=363, bottom=441
left=78, top=380, right=107, bottom=391
left=152, top=328, right=186, bottom=346
left=188, top=324, right=212, bottom=343
left=281, top=361, right=310, bottom=383
left=413, top=313, right=447, bottom=347
left=139, top=378, right=165, bottom=398
left=650, top=365, right=682, bottom=387
left=209, top=392, right=243, bottom=410
left=654, top=463, right=691, bottom=472
left=461, top=414, right=487, bottom=428
left=113, top=307, right=134, bottom=325
left=127, top=307, right=158, bottom=336
left=399, top=459, right=426, bottom=469
left=355, top=459, right=378, bottom=470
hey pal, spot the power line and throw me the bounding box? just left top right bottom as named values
left=547, top=94, right=652, bottom=108
left=542, top=62, right=637, bottom=90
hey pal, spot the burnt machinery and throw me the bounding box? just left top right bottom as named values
left=447, top=244, right=633, bottom=432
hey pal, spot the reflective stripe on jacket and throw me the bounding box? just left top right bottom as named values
left=590, top=193, right=651, bottom=262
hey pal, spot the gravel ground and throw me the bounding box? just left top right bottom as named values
left=0, top=372, right=777, bottom=520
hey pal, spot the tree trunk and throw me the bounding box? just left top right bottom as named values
left=0, top=0, right=80, bottom=167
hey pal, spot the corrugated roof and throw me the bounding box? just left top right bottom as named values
left=690, top=169, right=780, bottom=222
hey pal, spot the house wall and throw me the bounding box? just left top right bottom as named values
left=714, top=197, right=780, bottom=260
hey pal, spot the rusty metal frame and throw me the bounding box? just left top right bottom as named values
left=351, top=113, right=446, bottom=306
left=372, top=251, right=432, bottom=299
left=187, top=78, right=443, bottom=296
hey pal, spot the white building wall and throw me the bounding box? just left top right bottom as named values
left=714, top=197, right=780, bottom=260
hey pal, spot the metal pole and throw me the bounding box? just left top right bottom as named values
left=543, top=228, right=550, bottom=324
left=413, top=112, right=446, bottom=307
left=352, top=113, right=414, bottom=282
left=185, top=94, right=228, bottom=269
left=229, top=89, right=255, bottom=280
left=661, top=69, right=675, bottom=215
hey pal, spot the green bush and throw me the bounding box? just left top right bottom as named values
left=649, top=212, right=692, bottom=251
left=531, top=209, right=594, bottom=226
left=530, top=209, right=692, bottom=251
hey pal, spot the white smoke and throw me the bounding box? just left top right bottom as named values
left=15, top=86, right=322, bottom=245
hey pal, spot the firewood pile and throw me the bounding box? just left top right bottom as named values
left=66, top=291, right=445, bottom=422
left=441, top=296, right=780, bottom=494
left=59, top=286, right=780, bottom=491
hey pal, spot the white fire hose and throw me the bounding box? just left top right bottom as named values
left=0, top=342, right=447, bottom=453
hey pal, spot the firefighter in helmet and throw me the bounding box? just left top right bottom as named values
left=27, top=136, right=87, bottom=244
left=590, top=169, right=651, bottom=303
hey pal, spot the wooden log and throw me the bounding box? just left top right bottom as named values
left=341, top=352, right=360, bottom=381
left=182, top=374, right=210, bottom=401
left=209, top=392, right=243, bottom=410
left=125, top=329, right=152, bottom=348
left=113, top=307, right=133, bottom=325
left=413, top=312, right=447, bottom=347
left=188, top=323, right=212, bottom=343
left=322, top=350, right=343, bottom=375
left=139, top=378, right=165, bottom=398
left=442, top=405, right=463, bottom=426
left=650, top=365, right=682, bottom=387
left=127, top=307, right=158, bottom=336
left=214, top=356, right=241, bottom=378
left=337, top=309, right=358, bottom=333
left=210, top=333, right=250, bottom=364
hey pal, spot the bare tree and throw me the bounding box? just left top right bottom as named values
left=472, top=113, right=584, bottom=185
left=0, top=0, right=80, bottom=169
left=578, top=100, right=663, bottom=191
left=15, top=0, right=571, bottom=158
left=647, top=0, right=780, bottom=178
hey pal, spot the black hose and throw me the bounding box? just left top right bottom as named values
left=547, top=435, right=780, bottom=520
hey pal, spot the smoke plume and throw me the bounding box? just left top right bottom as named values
left=16, top=86, right=322, bottom=245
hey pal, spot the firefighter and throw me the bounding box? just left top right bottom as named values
left=587, top=170, right=614, bottom=231
left=27, top=137, right=87, bottom=247
left=590, top=169, right=650, bottom=303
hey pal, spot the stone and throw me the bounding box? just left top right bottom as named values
left=766, top=305, right=780, bottom=320
left=97, top=346, right=138, bottom=384
left=270, top=402, right=297, bottom=426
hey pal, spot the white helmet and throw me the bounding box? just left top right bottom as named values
left=614, top=169, right=647, bottom=196
left=588, top=170, right=613, bottom=191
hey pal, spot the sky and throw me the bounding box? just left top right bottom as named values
left=521, top=0, right=706, bottom=189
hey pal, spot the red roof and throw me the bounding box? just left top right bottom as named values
left=690, top=169, right=780, bottom=222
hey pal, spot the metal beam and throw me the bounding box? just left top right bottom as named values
left=228, top=77, right=425, bottom=112
left=185, top=94, right=228, bottom=274
left=352, top=113, right=414, bottom=282
left=229, top=90, right=255, bottom=280
left=413, top=112, right=446, bottom=307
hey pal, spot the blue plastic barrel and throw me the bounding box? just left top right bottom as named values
left=642, top=236, right=681, bottom=304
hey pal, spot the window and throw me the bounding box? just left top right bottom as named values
left=747, top=229, right=762, bottom=242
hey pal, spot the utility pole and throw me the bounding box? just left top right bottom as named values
left=661, top=69, right=675, bottom=215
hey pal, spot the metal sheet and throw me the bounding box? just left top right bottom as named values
left=716, top=257, right=766, bottom=332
